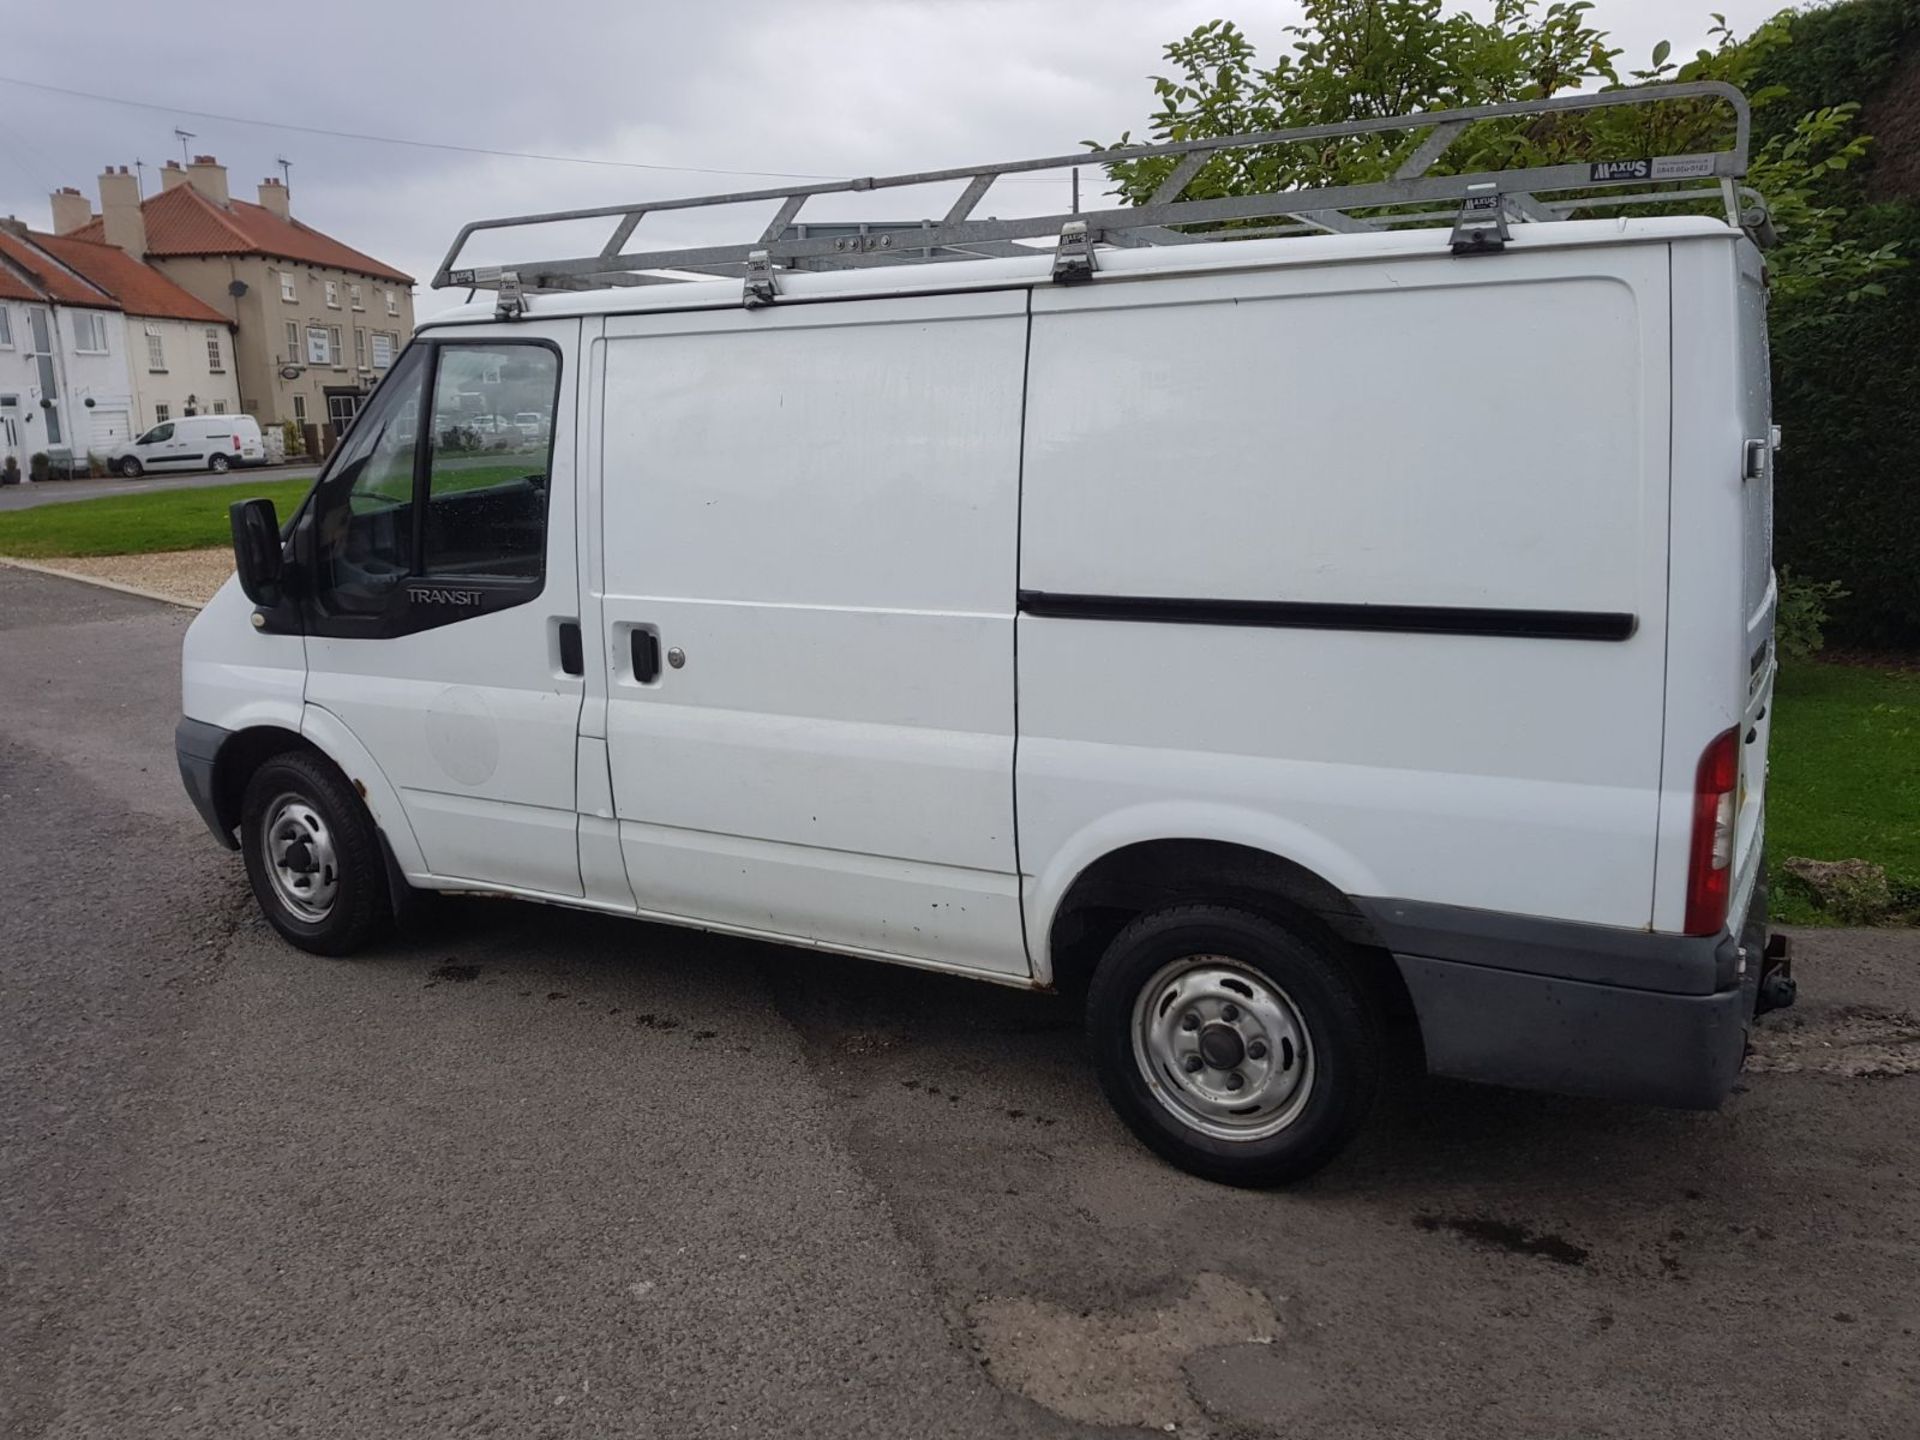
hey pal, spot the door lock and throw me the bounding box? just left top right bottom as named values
left=667, top=647, right=686, bottom=669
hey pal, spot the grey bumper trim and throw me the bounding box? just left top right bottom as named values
left=1394, top=955, right=1748, bottom=1109
left=1355, top=896, right=1734, bottom=996
left=175, top=716, right=238, bottom=850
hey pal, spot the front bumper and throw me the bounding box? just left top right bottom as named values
left=175, top=716, right=238, bottom=850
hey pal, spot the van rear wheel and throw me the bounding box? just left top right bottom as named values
left=240, top=752, right=388, bottom=956
left=1086, top=905, right=1378, bottom=1186
left=208, top=453, right=231, bottom=473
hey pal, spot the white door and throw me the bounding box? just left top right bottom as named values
left=590, top=290, right=1030, bottom=975
left=301, top=322, right=586, bottom=896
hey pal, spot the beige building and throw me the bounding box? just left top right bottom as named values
left=51, top=157, right=415, bottom=446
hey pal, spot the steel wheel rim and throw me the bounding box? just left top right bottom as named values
left=261, top=793, right=339, bottom=922
left=1131, top=954, right=1316, bottom=1141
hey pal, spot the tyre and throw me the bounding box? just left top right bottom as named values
left=118, top=456, right=142, bottom=478
left=240, top=751, right=389, bottom=955
left=1086, top=905, right=1379, bottom=1186
left=208, top=452, right=231, bottom=473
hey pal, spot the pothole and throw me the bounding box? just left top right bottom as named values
left=969, top=1271, right=1280, bottom=1430
left=1746, top=1005, right=1920, bottom=1078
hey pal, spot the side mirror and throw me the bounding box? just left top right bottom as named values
left=230, top=498, right=285, bottom=606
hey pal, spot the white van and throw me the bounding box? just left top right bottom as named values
left=113, top=413, right=264, bottom=476
left=176, top=86, right=1792, bottom=1184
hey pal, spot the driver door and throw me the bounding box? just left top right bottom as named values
left=299, top=323, right=586, bottom=896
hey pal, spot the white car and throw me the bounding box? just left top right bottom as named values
left=113, top=414, right=265, bottom=477
left=175, top=90, right=1786, bottom=1186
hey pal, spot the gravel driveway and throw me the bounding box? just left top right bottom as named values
left=3, top=565, right=1915, bottom=1440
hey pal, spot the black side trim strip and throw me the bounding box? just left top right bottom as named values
left=1017, top=590, right=1635, bottom=641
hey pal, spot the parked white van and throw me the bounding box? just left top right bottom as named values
left=176, top=86, right=1793, bottom=1183
left=113, top=413, right=264, bottom=476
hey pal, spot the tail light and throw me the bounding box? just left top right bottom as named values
left=232, top=435, right=241, bottom=450
left=1685, top=727, right=1740, bottom=934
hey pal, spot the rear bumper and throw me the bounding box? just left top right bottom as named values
left=175, top=716, right=238, bottom=850
left=1392, top=955, right=1748, bottom=1109
left=1361, top=896, right=1760, bottom=1110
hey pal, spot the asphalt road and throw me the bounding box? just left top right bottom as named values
left=3, top=565, right=1916, bottom=1439
left=0, top=465, right=320, bottom=512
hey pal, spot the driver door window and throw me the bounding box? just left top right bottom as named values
left=308, top=339, right=560, bottom=631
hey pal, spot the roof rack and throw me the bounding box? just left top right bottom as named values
left=434, top=81, right=1761, bottom=304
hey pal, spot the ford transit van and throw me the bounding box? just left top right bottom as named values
left=174, top=85, right=1792, bottom=1183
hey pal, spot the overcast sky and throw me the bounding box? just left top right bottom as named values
left=0, top=0, right=1790, bottom=317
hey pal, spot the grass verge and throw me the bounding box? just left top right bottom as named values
left=1767, top=660, right=1920, bottom=925
left=0, top=478, right=314, bottom=559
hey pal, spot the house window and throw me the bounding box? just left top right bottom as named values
left=280, top=271, right=297, bottom=302
left=73, top=311, right=109, bottom=353
left=286, top=321, right=300, bottom=362
left=145, top=324, right=166, bottom=372
left=0, top=307, right=12, bottom=348
left=355, top=329, right=367, bottom=368
left=206, top=328, right=223, bottom=372
left=385, top=289, right=399, bottom=317
left=155, top=403, right=170, bottom=423
left=350, top=284, right=364, bottom=310
left=325, top=280, right=340, bottom=308
left=371, top=332, right=393, bottom=369
left=292, top=394, right=306, bottom=423
left=329, top=326, right=343, bottom=366
left=306, top=326, right=332, bottom=365
left=213, top=400, right=227, bottom=414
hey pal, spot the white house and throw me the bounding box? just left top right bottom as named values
left=0, top=218, right=239, bottom=474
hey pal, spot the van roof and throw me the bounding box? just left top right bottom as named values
left=419, top=215, right=1746, bottom=329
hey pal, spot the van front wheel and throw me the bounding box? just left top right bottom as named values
left=240, top=752, right=388, bottom=956
left=118, top=457, right=142, bottom=478
left=1086, top=905, right=1379, bottom=1186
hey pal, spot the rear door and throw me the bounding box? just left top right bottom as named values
left=300, top=322, right=586, bottom=896
left=590, top=290, right=1030, bottom=975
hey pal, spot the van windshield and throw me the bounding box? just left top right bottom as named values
left=137, top=424, right=172, bottom=444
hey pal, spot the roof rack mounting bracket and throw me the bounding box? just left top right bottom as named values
left=1449, top=184, right=1511, bottom=256
left=495, top=271, right=527, bottom=320
left=1052, top=220, right=1097, bottom=284
left=742, top=250, right=778, bottom=309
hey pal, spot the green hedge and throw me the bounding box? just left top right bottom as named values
left=1752, top=0, right=1920, bottom=647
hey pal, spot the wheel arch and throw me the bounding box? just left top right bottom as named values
left=206, top=709, right=426, bottom=879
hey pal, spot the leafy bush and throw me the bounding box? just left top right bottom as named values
left=281, top=419, right=306, bottom=458
left=1777, top=567, right=1849, bottom=659
left=29, top=452, right=47, bottom=482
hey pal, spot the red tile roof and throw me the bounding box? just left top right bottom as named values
left=0, top=228, right=115, bottom=307
left=67, top=183, right=412, bottom=283
left=0, top=263, right=40, bottom=302
left=27, top=231, right=229, bottom=323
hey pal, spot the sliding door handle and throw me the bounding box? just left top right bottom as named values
left=631, top=627, right=661, bottom=684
